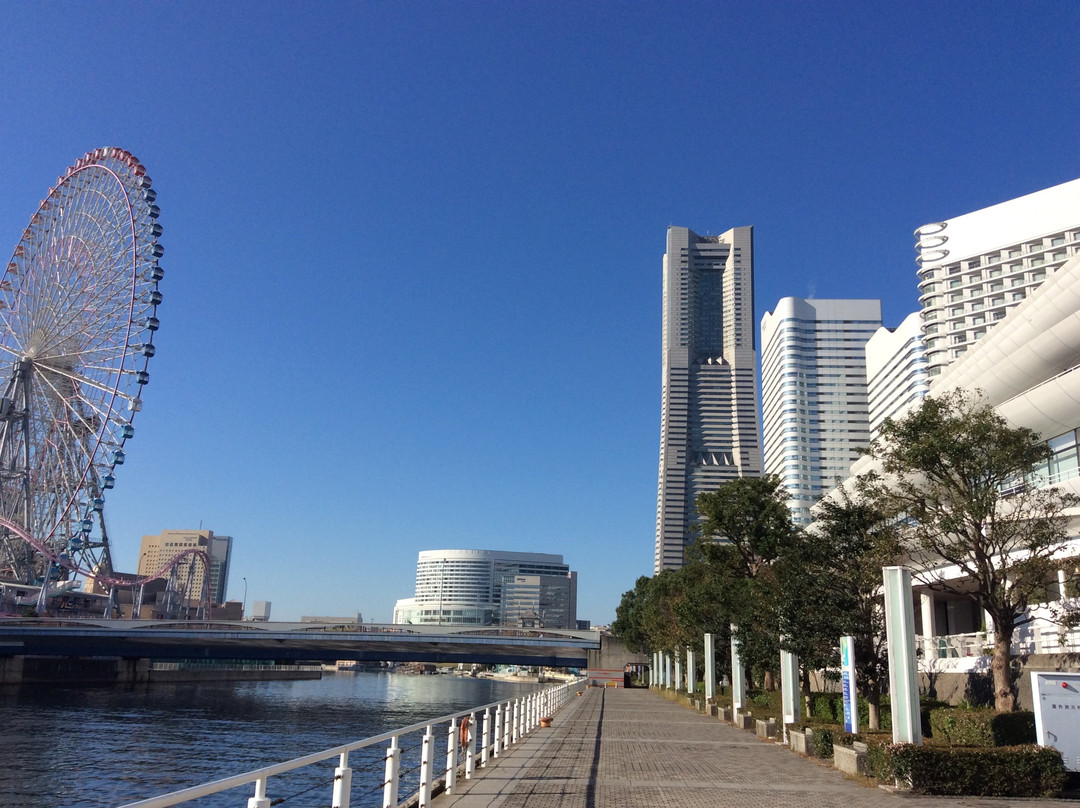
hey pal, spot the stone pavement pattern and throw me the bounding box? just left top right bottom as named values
left=433, top=686, right=1076, bottom=808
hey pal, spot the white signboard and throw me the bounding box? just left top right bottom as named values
left=1032, top=671, right=1080, bottom=772
left=840, top=635, right=857, bottom=734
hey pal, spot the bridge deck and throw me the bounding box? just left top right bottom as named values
left=435, top=687, right=1075, bottom=808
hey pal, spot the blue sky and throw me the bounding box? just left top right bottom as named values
left=1, top=2, right=1078, bottom=623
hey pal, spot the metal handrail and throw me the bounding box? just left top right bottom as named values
left=116, top=679, right=580, bottom=808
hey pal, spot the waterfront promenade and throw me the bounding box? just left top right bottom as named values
left=435, top=686, right=1076, bottom=808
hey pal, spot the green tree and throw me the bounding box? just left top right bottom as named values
left=859, top=389, right=1080, bottom=711
left=801, top=490, right=901, bottom=728
left=693, top=475, right=796, bottom=688
left=611, top=575, right=652, bottom=654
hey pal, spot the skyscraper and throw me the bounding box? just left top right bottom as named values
left=392, top=549, right=578, bottom=628
left=654, top=226, right=762, bottom=573
left=915, top=177, right=1080, bottom=377
left=760, top=298, right=881, bottom=524
left=137, top=529, right=233, bottom=604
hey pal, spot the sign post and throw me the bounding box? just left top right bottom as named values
left=731, top=624, right=745, bottom=712
left=780, top=642, right=800, bottom=743
left=840, top=635, right=857, bottom=734
left=704, top=632, right=716, bottom=702
left=883, top=566, right=922, bottom=745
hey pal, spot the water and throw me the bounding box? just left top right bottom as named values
left=0, top=671, right=542, bottom=808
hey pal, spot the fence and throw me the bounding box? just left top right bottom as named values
left=117, top=679, right=580, bottom=808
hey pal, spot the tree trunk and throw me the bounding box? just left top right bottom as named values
left=867, top=688, right=881, bottom=731
left=992, top=625, right=1017, bottom=711
left=763, top=670, right=775, bottom=691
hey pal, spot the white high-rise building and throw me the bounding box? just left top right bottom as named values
left=760, top=298, right=881, bottom=524
left=393, top=549, right=577, bottom=628
left=655, top=226, right=761, bottom=572
left=865, top=311, right=930, bottom=439
left=915, top=177, right=1080, bottom=378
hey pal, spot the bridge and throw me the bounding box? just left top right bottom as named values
left=0, top=619, right=601, bottom=668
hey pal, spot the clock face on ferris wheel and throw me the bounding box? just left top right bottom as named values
left=0, top=147, right=163, bottom=586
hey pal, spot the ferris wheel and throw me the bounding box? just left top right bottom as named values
left=0, top=147, right=163, bottom=588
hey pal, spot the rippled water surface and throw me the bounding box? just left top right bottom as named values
left=0, top=672, right=540, bottom=808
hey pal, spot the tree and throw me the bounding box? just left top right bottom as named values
left=692, top=475, right=796, bottom=687
left=859, top=388, right=1080, bottom=711
left=612, top=575, right=652, bottom=654
left=799, top=490, right=901, bottom=728
left=612, top=565, right=734, bottom=671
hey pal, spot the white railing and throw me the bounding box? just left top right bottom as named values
left=917, top=624, right=1080, bottom=660
left=116, top=679, right=581, bottom=808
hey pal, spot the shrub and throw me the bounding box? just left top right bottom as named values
left=809, top=692, right=843, bottom=722
left=929, top=709, right=1036, bottom=747
left=809, top=727, right=834, bottom=758
left=882, top=744, right=1065, bottom=797
left=749, top=689, right=775, bottom=708
left=865, top=736, right=892, bottom=781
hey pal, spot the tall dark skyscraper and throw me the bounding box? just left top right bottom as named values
left=654, top=226, right=762, bottom=573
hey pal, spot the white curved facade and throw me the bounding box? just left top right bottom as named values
left=836, top=253, right=1080, bottom=650
left=915, top=178, right=1080, bottom=378
left=865, top=312, right=929, bottom=439
left=393, top=549, right=577, bottom=628
left=761, top=298, right=881, bottom=524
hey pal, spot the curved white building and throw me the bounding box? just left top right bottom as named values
left=761, top=298, right=881, bottom=524
left=915, top=178, right=1080, bottom=378
left=393, top=549, right=577, bottom=628
left=836, top=252, right=1080, bottom=653
left=865, top=312, right=930, bottom=440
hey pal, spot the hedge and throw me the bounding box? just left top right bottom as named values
left=805, top=727, right=859, bottom=758
left=872, top=743, right=1065, bottom=797
left=806, top=692, right=949, bottom=736
left=928, top=708, right=1036, bottom=747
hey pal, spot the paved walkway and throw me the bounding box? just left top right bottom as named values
left=433, top=686, right=1076, bottom=808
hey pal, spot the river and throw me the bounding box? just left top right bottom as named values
left=0, top=671, right=543, bottom=808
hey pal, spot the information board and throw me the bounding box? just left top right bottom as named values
left=840, top=635, right=857, bottom=734
left=1031, top=671, right=1080, bottom=772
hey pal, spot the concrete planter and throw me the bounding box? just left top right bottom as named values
left=833, top=744, right=868, bottom=776
left=755, top=719, right=776, bottom=739
left=789, top=729, right=810, bottom=755
left=734, top=711, right=754, bottom=730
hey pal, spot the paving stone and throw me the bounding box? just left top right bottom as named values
left=432, top=687, right=1077, bottom=808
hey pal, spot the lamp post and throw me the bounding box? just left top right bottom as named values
left=242, top=577, right=248, bottom=621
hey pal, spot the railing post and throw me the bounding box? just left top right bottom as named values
left=332, top=751, right=352, bottom=808
left=493, top=703, right=504, bottom=757
left=465, top=710, right=477, bottom=779
left=445, top=718, right=459, bottom=795
left=248, top=777, right=271, bottom=808
left=481, top=707, right=491, bottom=767
left=382, top=735, right=400, bottom=808
left=419, top=725, right=435, bottom=807
left=502, top=701, right=511, bottom=750
left=511, top=698, right=520, bottom=745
